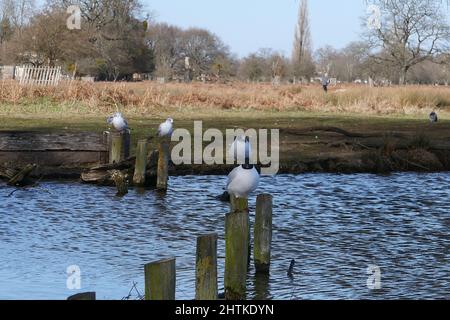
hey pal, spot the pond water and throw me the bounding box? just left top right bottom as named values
left=0, top=173, right=449, bottom=300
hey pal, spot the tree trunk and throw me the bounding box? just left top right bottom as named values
left=399, top=66, right=409, bottom=85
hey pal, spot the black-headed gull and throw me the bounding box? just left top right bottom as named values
left=158, top=118, right=174, bottom=137
left=227, top=163, right=260, bottom=199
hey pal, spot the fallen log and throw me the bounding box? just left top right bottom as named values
left=0, top=164, right=37, bottom=186
left=81, top=151, right=159, bottom=186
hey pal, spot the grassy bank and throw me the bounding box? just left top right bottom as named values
left=1, top=81, right=449, bottom=175
left=1, top=80, right=450, bottom=117
left=1, top=112, right=449, bottom=174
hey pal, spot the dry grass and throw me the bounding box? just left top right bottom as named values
left=1, top=80, right=450, bottom=117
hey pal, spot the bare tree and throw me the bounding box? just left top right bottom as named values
left=292, top=0, right=315, bottom=80
left=146, top=23, right=184, bottom=78
left=0, top=0, right=35, bottom=31
left=181, top=28, right=230, bottom=77
left=364, top=0, right=450, bottom=84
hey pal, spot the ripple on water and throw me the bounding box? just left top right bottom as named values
left=0, top=173, right=449, bottom=300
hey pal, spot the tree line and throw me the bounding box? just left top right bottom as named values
left=0, top=0, right=449, bottom=84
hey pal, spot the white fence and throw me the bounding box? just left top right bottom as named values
left=15, top=66, right=62, bottom=86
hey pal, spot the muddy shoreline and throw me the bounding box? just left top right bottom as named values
left=20, top=148, right=450, bottom=183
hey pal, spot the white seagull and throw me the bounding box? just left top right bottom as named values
left=229, top=135, right=252, bottom=163
left=227, top=164, right=259, bottom=199
left=107, top=113, right=129, bottom=132
left=158, top=118, right=174, bottom=137
left=227, top=163, right=260, bottom=199
left=429, top=111, right=438, bottom=123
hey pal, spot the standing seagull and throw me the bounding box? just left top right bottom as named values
left=229, top=135, right=252, bottom=163
left=107, top=113, right=129, bottom=132
left=227, top=137, right=259, bottom=198
left=158, top=118, right=174, bottom=137
left=429, top=111, right=438, bottom=123
left=227, top=162, right=260, bottom=199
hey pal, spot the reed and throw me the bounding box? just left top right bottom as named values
left=1, top=80, right=449, bottom=117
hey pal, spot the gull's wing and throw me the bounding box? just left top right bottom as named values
left=226, top=166, right=240, bottom=189
left=158, top=123, right=163, bottom=136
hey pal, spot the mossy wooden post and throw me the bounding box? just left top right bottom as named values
left=195, top=233, right=218, bottom=300
left=133, top=140, right=148, bottom=186
left=224, top=196, right=249, bottom=300
left=254, top=194, right=273, bottom=273
left=144, top=257, right=176, bottom=300
left=157, top=138, right=170, bottom=190
left=110, top=170, right=128, bottom=196
left=109, top=131, right=130, bottom=164
left=67, top=292, right=96, bottom=300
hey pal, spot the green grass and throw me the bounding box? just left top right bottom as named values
left=1, top=108, right=449, bottom=163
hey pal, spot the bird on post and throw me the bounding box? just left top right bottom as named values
left=226, top=137, right=259, bottom=199
left=158, top=118, right=174, bottom=137
left=429, top=111, right=438, bottom=124
left=107, top=112, right=129, bottom=133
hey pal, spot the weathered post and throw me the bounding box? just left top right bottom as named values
left=254, top=194, right=273, bottom=273
left=109, top=131, right=130, bottom=164
left=67, top=292, right=96, bottom=300
left=157, top=138, right=170, bottom=190
left=224, top=196, right=249, bottom=300
left=195, top=233, right=218, bottom=300
left=133, top=140, right=148, bottom=186
left=110, top=170, right=128, bottom=196
left=144, top=257, right=176, bottom=300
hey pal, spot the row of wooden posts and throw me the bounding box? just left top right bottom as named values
left=69, top=194, right=272, bottom=300
left=145, top=194, right=272, bottom=300
left=69, top=131, right=273, bottom=300
left=106, top=131, right=170, bottom=191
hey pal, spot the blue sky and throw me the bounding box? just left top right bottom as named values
left=142, top=0, right=367, bottom=57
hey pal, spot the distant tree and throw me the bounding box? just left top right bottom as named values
left=211, top=54, right=238, bottom=80
left=315, top=45, right=338, bottom=76
left=292, top=0, right=315, bottom=80
left=181, top=28, right=230, bottom=77
left=3, top=8, right=70, bottom=66
left=238, top=53, right=265, bottom=82
left=146, top=23, right=184, bottom=78
left=238, top=49, right=288, bottom=82
left=0, top=0, right=35, bottom=31
left=0, top=16, right=13, bottom=45
left=364, top=0, right=450, bottom=84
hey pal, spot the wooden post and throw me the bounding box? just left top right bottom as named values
left=67, top=292, right=96, bottom=300
left=224, top=196, right=249, bottom=300
left=254, top=194, right=273, bottom=273
left=109, top=131, right=130, bottom=164
left=133, top=140, right=148, bottom=186
left=196, top=233, right=218, bottom=300
left=157, top=138, right=170, bottom=190
left=110, top=170, right=128, bottom=196
left=144, top=257, right=176, bottom=300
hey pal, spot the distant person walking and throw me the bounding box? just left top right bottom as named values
left=321, top=74, right=330, bottom=92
